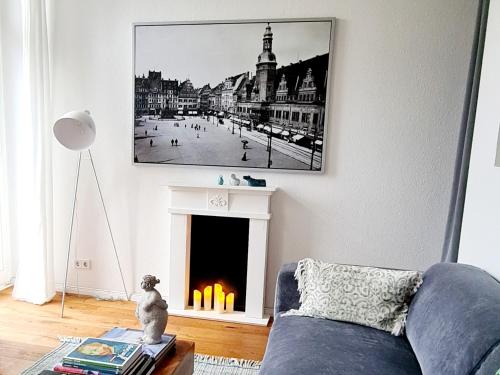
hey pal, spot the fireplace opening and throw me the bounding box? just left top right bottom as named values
left=188, top=215, right=249, bottom=312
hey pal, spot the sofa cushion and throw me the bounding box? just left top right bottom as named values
left=260, top=315, right=422, bottom=375
left=283, top=258, right=423, bottom=335
left=406, top=263, right=500, bottom=375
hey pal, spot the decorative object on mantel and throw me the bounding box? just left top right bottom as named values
left=135, top=275, right=168, bottom=344
left=229, top=173, right=241, bottom=186
left=243, top=175, right=267, bottom=187
left=53, top=110, right=129, bottom=318
left=218, top=175, right=224, bottom=185
left=133, top=19, right=334, bottom=172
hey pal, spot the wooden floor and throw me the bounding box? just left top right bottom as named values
left=0, top=287, right=271, bottom=370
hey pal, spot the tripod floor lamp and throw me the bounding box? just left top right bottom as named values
left=53, top=110, right=129, bottom=317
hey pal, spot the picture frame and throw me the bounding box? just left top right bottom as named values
left=133, top=18, right=335, bottom=172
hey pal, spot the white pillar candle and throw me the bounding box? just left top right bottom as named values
left=193, top=289, right=202, bottom=311
left=214, top=283, right=222, bottom=310
left=203, top=286, right=212, bottom=310
left=226, top=292, right=234, bottom=313
left=216, top=291, right=225, bottom=313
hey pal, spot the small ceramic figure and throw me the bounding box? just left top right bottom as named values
left=229, top=174, right=240, bottom=186
left=218, top=175, right=224, bottom=185
left=243, top=175, right=266, bottom=187
left=135, top=275, right=168, bottom=344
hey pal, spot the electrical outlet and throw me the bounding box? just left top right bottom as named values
left=74, top=259, right=91, bottom=270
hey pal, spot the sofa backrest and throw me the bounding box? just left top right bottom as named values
left=406, top=263, right=500, bottom=375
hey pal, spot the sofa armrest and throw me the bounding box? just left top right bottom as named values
left=274, top=263, right=300, bottom=316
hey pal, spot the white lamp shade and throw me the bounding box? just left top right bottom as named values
left=53, top=110, right=96, bottom=151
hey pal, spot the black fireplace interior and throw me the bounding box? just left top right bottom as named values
left=189, top=215, right=249, bottom=312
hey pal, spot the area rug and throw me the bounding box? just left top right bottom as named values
left=194, top=354, right=261, bottom=374
left=22, top=337, right=261, bottom=375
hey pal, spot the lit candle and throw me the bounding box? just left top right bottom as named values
left=193, top=289, right=202, bottom=311
left=216, top=291, right=225, bottom=313
left=214, top=283, right=222, bottom=310
left=226, top=293, right=234, bottom=313
left=203, top=286, right=212, bottom=310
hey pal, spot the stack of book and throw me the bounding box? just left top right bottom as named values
left=61, top=337, right=142, bottom=374
left=101, top=327, right=176, bottom=374
left=54, top=329, right=176, bottom=375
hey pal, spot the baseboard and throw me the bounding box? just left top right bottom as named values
left=55, top=283, right=129, bottom=301
left=0, top=283, right=12, bottom=292
left=264, top=307, right=274, bottom=317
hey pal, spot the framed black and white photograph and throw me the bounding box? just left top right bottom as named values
left=133, top=19, right=335, bottom=172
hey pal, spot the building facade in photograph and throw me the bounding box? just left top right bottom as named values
left=177, top=79, right=199, bottom=114
left=134, top=70, right=179, bottom=117
left=209, top=83, right=223, bottom=112
left=199, top=84, right=212, bottom=112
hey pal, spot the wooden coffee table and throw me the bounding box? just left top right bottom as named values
left=0, top=339, right=194, bottom=375
left=155, top=340, right=195, bottom=374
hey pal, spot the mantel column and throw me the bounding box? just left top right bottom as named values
left=169, top=213, right=191, bottom=310
left=245, top=218, right=269, bottom=319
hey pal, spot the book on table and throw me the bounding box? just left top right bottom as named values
left=100, top=327, right=176, bottom=370
left=62, top=337, right=142, bottom=374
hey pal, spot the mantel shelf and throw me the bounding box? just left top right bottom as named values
left=165, top=183, right=277, bottom=194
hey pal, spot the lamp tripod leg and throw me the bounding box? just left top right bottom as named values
left=88, top=149, right=129, bottom=300
left=61, top=152, right=82, bottom=318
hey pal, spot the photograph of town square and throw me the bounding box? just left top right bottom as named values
left=134, top=20, right=334, bottom=171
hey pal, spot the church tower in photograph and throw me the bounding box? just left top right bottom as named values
left=255, top=23, right=277, bottom=102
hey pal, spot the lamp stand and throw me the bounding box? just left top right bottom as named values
left=61, top=150, right=129, bottom=318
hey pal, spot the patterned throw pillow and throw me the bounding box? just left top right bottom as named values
left=283, top=258, right=423, bottom=336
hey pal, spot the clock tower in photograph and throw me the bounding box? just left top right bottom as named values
left=255, top=24, right=277, bottom=102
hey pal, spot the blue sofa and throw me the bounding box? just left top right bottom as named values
left=260, top=262, right=500, bottom=375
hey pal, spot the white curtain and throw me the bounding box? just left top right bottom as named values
left=0, top=0, right=54, bottom=304
left=0, top=14, right=11, bottom=287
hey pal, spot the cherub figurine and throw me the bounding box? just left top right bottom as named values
left=135, top=275, right=168, bottom=344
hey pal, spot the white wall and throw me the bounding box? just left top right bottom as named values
left=459, top=1, right=500, bottom=281
left=50, top=0, right=477, bottom=308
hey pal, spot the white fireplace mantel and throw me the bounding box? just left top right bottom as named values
left=165, top=183, right=276, bottom=326
left=167, top=183, right=276, bottom=220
